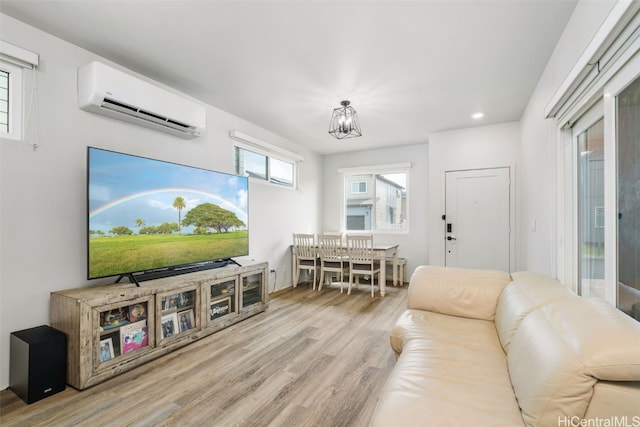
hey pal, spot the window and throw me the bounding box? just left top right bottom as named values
left=269, top=157, right=294, bottom=187
left=351, top=181, right=367, bottom=193
left=0, top=61, right=23, bottom=140
left=341, top=166, right=409, bottom=232
left=235, top=147, right=267, bottom=180
left=230, top=131, right=302, bottom=189
left=234, top=146, right=295, bottom=188
left=0, top=70, right=9, bottom=133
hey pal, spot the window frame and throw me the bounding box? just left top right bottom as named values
left=0, top=60, right=23, bottom=141
left=338, top=163, right=411, bottom=235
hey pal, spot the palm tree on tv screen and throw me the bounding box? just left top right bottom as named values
left=173, top=196, right=186, bottom=235
left=135, top=217, right=145, bottom=232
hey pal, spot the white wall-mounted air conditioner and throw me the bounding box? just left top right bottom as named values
left=78, top=61, right=205, bottom=139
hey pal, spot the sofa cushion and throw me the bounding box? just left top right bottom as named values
left=495, top=271, right=576, bottom=353
left=373, top=309, right=524, bottom=427
left=507, top=297, right=640, bottom=426
left=408, top=265, right=512, bottom=321
left=584, top=381, right=640, bottom=419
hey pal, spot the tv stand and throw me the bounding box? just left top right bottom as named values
left=115, top=273, right=141, bottom=287
left=226, top=258, right=241, bottom=267
left=51, top=261, right=268, bottom=389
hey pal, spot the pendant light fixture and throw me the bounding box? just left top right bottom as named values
left=328, top=100, right=362, bottom=139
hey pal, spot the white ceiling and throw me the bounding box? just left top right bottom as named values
left=0, top=0, right=577, bottom=155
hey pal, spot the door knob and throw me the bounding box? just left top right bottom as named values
left=447, top=236, right=456, bottom=241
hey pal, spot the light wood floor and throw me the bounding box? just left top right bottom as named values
left=0, top=282, right=407, bottom=427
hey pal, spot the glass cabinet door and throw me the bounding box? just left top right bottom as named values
left=207, top=277, right=237, bottom=325
left=241, top=271, right=264, bottom=308
left=96, top=296, right=153, bottom=367
left=157, top=288, right=199, bottom=342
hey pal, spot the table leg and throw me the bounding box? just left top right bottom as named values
left=379, top=257, right=386, bottom=297
left=392, top=251, right=398, bottom=286
left=292, top=250, right=297, bottom=287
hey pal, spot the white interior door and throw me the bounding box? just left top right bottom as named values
left=445, top=168, right=511, bottom=271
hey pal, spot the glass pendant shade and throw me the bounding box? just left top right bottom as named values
left=328, top=100, right=362, bottom=139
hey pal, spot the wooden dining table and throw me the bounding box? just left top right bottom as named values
left=291, top=243, right=399, bottom=296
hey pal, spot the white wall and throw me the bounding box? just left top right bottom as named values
left=517, top=0, right=617, bottom=277
left=323, top=144, right=429, bottom=277
left=0, top=14, right=322, bottom=388
left=427, top=122, right=520, bottom=268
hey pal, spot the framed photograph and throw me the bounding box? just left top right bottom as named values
left=99, top=337, right=115, bottom=362
left=102, top=331, right=121, bottom=357
left=163, top=294, right=179, bottom=311
left=161, top=312, right=179, bottom=339
left=177, top=309, right=195, bottom=332
left=177, top=291, right=194, bottom=308
left=128, top=303, right=147, bottom=322
left=209, top=297, right=231, bottom=321
left=120, top=320, right=148, bottom=354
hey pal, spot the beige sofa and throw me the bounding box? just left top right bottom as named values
left=370, top=266, right=640, bottom=427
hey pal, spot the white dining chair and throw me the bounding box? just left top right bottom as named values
left=346, top=234, right=381, bottom=297
left=317, top=234, right=349, bottom=292
left=293, top=233, right=319, bottom=289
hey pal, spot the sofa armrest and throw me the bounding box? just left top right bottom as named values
left=407, top=266, right=512, bottom=321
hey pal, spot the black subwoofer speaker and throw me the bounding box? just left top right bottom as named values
left=10, top=325, right=67, bottom=404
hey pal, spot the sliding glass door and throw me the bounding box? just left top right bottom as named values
left=614, top=75, right=640, bottom=319
left=576, top=117, right=605, bottom=299
left=570, top=49, right=640, bottom=322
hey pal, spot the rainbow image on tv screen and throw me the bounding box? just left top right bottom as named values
left=87, top=147, right=249, bottom=280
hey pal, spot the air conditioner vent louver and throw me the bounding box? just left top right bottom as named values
left=101, top=98, right=198, bottom=134
left=78, top=61, right=205, bottom=139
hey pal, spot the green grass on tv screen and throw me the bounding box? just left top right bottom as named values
left=89, top=231, right=248, bottom=278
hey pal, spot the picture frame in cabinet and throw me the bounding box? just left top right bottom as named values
left=209, top=297, right=231, bottom=321
left=177, top=309, right=195, bottom=332
left=100, top=331, right=121, bottom=360
left=99, top=337, right=115, bottom=362
left=120, top=320, right=149, bottom=354
left=128, top=303, right=147, bottom=322
left=163, top=294, right=179, bottom=311
left=177, top=291, right=195, bottom=309
left=161, top=313, right=178, bottom=339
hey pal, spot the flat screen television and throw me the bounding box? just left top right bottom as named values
left=87, top=147, right=249, bottom=282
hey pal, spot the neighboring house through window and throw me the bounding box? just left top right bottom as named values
left=340, top=164, right=410, bottom=233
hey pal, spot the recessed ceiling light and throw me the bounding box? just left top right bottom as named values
left=471, top=112, right=484, bottom=119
